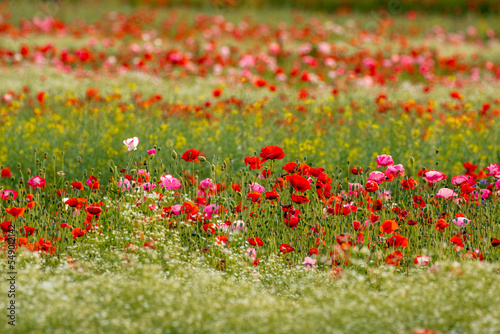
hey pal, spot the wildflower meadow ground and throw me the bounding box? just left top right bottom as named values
left=1, top=1, right=500, bottom=333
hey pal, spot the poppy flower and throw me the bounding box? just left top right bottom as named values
left=123, top=137, right=139, bottom=151
left=1, top=167, right=12, bottom=178
left=212, top=88, right=223, bottom=98
left=265, top=190, right=279, bottom=200
left=159, top=174, right=182, bottom=190
left=244, top=156, right=263, bottom=169
left=181, top=149, right=202, bottom=162
left=450, top=236, right=464, bottom=251
left=86, top=176, right=100, bottom=190
left=368, top=171, right=386, bottom=184
left=286, top=174, right=311, bottom=193
left=386, top=234, right=408, bottom=248
left=2, top=190, right=18, bottom=201
left=350, top=166, right=363, bottom=174
left=309, top=248, right=319, bottom=256
left=71, top=181, right=83, bottom=190
left=365, top=180, right=379, bottom=192
left=436, top=188, right=456, bottom=200
left=247, top=192, right=261, bottom=203
left=248, top=237, right=264, bottom=247
left=386, top=250, right=404, bottom=266
left=231, top=183, right=241, bottom=192
left=72, top=228, right=86, bottom=240
left=0, top=221, right=12, bottom=234
left=291, top=194, right=309, bottom=204
left=20, top=226, right=35, bottom=236
left=423, top=171, right=447, bottom=184
left=279, top=244, right=295, bottom=254
left=413, top=256, right=431, bottom=266
left=413, top=195, right=425, bottom=207
left=376, top=154, right=394, bottom=167
left=86, top=206, right=102, bottom=215
left=435, top=219, right=450, bottom=231
left=380, top=220, right=398, bottom=235
left=282, top=162, right=298, bottom=174
left=259, top=145, right=285, bottom=163
left=492, top=238, right=500, bottom=247
left=27, top=176, right=46, bottom=188
left=6, top=207, right=25, bottom=218
left=401, top=178, right=417, bottom=190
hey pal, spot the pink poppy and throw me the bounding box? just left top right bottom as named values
left=123, top=137, right=139, bottom=151
left=452, top=217, right=470, bottom=227
left=303, top=256, right=317, bottom=270
left=423, top=171, right=447, bottom=184
left=451, top=175, right=471, bottom=185
left=414, top=256, right=431, bottom=266
left=160, top=175, right=181, bottom=190
left=203, top=204, right=219, bottom=216
left=376, top=154, right=394, bottom=168
left=171, top=204, right=183, bottom=215
left=386, top=164, right=405, bottom=177
left=249, top=182, right=265, bottom=193
left=27, top=176, right=46, bottom=188
left=485, top=164, right=500, bottom=176
left=147, top=148, right=156, bottom=155
left=436, top=188, right=456, bottom=200
left=117, top=177, right=131, bottom=190
left=368, top=171, right=386, bottom=184
left=2, top=190, right=18, bottom=201
left=200, top=178, right=216, bottom=191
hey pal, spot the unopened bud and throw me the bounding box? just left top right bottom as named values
left=172, top=150, right=178, bottom=160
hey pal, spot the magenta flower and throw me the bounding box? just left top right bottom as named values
left=303, top=256, right=317, bottom=270
left=232, top=220, right=247, bottom=232
left=200, top=178, right=216, bottom=191
left=368, top=171, right=385, bottom=184
left=249, top=182, right=265, bottom=193
left=452, top=217, right=470, bottom=227
left=496, top=179, right=500, bottom=190
left=246, top=248, right=257, bottom=260
left=485, top=164, right=500, bottom=176
left=147, top=148, right=156, bottom=156
left=1, top=190, right=18, bottom=201
left=423, top=170, right=447, bottom=184
left=451, top=175, right=471, bottom=185
left=385, top=164, right=404, bottom=177
left=117, top=177, right=131, bottom=191
left=376, top=154, right=394, bottom=168
left=171, top=204, right=183, bottom=215
left=123, top=137, right=139, bottom=151
left=141, top=182, right=156, bottom=191
left=159, top=174, right=181, bottom=190
left=27, top=176, right=46, bottom=188
left=203, top=204, right=219, bottom=216
left=436, top=188, right=456, bottom=200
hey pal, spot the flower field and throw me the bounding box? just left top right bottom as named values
left=1, top=1, right=500, bottom=333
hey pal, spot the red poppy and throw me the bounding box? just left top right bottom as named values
left=380, top=220, right=398, bottom=235
left=71, top=182, right=83, bottom=190
left=181, top=149, right=202, bottom=162
left=26, top=194, right=35, bottom=209
left=244, top=156, right=263, bottom=169
left=282, top=162, right=298, bottom=174
left=87, top=176, right=100, bottom=190
left=450, top=236, right=464, bottom=251
left=212, top=87, right=223, bottom=98
left=0, top=221, right=12, bottom=234
left=202, top=223, right=216, bottom=235
left=279, top=244, right=295, bottom=254
left=492, top=238, right=500, bottom=247
left=350, top=167, right=363, bottom=175
left=413, top=195, right=426, bottom=208
left=72, top=228, right=86, bottom=240
left=386, top=234, right=408, bottom=248
left=20, top=226, right=35, bottom=236
left=265, top=190, right=280, bottom=200
left=309, top=248, right=319, bottom=256
left=231, top=183, right=241, bottom=192
left=247, top=192, right=261, bottom=203
left=259, top=145, right=285, bottom=163
left=365, top=180, right=379, bottom=192
left=86, top=206, right=102, bottom=215
left=248, top=237, right=264, bottom=246
left=6, top=207, right=25, bottom=218
left=435, top=219, right=450, bottom=231
left=386, top=250, right=404, bottom=266
left=1, top=167, right=12, bottom=178
left=401, top=178, right=417, bottom=190
left=286, top=174, right=311, bottom=193
left=291, top=194, right=309, bottom=204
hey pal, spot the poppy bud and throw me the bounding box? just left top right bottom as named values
left=109, top=167, right=114, bottom=173
left=409, top=156, right=414, bottom=164
left=211, top=164, right=216, bottom=172
left=199, top=156, right=207, bottom=162
left=27, top=168, right=31, bottom=175
left=172, top=150, right=177, bottom=160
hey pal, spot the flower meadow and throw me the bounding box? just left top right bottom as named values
left=1, top=1, right=500, bottom=333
